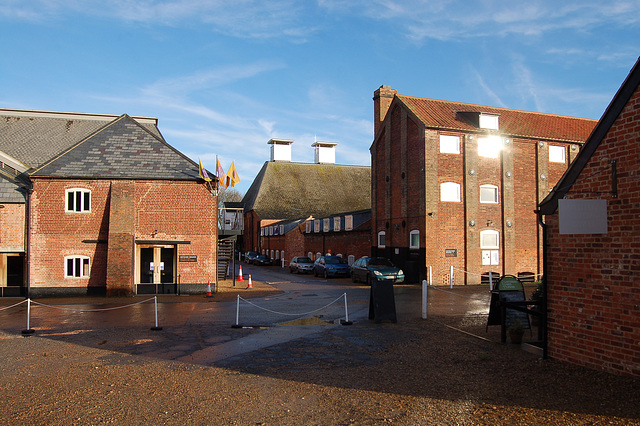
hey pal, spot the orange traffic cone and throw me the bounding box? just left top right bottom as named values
left=247, top=275, right=252, bottom=289
left=238, top=265, right=244, bottom=281
left=206, top=281, right=213, bottom=297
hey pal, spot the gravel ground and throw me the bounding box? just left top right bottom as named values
left=0, top=283, right=639, bottom=425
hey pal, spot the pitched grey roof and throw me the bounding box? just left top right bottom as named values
left=0, top=171, right=27, bottom=203
left=32, top=114, right=200, bottom=180
left=242, top=161, right=371, bottom=220
left=539, top=56, right=640, bottom=215
left=0, top=109, right=161, bottom=170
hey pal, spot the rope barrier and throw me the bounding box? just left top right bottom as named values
left=13, top=297, right=162, bottom=335
left=237, top=293, right=345, bottom=317
left=30, top=297, right=156, bottom=312
left=234, top=293, right=352, bottom=327
left=0, top=299, right=27, bottom=312
left=427, top=285, right=491, bottom=302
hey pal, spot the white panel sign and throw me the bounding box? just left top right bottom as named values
left=559, top=199, right=608, bottom=234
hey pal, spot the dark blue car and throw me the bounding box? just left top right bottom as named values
left=313, top=256, right=350, bottom=278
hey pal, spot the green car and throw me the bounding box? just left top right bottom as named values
left=350, top=257, right=404, bottom=284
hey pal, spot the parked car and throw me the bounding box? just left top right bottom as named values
left=350, top=256, right=404, bottom=284
left=253, top=254, right=273, bottom=266
left=313, top=256, right=350, bottom=278
left=245, top=251, right=259, bottom=263
left=289, top=256, right=314, bottom=274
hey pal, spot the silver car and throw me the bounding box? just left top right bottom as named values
left=289, top=256, right=314, bottom=274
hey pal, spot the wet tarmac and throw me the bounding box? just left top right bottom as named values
left=0, top=265, right=528, bottom=369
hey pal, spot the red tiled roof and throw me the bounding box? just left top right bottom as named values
left=397, top=95, right=597, bottom=143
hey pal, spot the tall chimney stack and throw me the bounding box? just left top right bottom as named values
left=373, top=85, right=396, bottom=137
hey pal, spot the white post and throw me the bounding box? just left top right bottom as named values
left=151, top=296, right=162, bottom=330
left=422, top=280, right=428, bottom=319
left=450, top=265, right=454, bottom=288
left=489, top=271, right=494, bottom=291
left=235, top=294, right=240, bottom=326
left=429, top=266, right=432, bottom=286
left=26, top=298, right=31, bottom=330
left=282, top=258, right=285, bottom=268
left=343, top=293, right=350, bottom=324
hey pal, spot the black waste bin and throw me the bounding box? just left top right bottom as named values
left=369, top=279, right=397, bottom=323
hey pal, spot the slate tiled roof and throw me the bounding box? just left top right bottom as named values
left=397, top=95, right=597, bottom=143
left=0, top=171, right=27, bottom=203
left=243, top=161, right=371, bottom=220
left=32, top=115, right=200, bottom=180
left=0, top=109, right=162, bottom=170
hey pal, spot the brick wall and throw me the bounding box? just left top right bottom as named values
left=0, top=203, right=25, bottom=250
left=545, top=85, right=640, bottom=377
left=29, top=178, right=216, bottom=294
left=373, top=104, right=577, bottom=284
left=261, top=220, right=371, bottom=267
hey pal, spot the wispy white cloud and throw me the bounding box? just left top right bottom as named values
left=0, top=0, right=315, bottom=39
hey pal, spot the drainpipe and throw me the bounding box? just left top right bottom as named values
left=24, top=186, right=33, bottom=299
left=536, top=210, right=548, bottom=360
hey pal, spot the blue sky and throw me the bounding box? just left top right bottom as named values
left=1, top=1, right=639, bottom=194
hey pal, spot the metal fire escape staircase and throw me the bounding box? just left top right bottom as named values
left=217, top=237, right=235, bottom=281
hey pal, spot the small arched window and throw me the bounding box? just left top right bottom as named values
left=440, top=182, right=461, bottom=202
left=480, top=184, right=499, bottom=203
left=378, top=231, right=386, bottom=248
left=65, top=188, right=91, bottom=212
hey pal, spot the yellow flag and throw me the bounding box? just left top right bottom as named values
left=216, top=156, right=227, bottom=188
left=198, top=158, right=212, bottom=182
left=226, top=161, right=241, bottom=188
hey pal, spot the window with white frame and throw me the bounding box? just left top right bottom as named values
left=281, top=250, right=285, bottom=261
left=334, top=217, right=341, bottom=232
left=410, top=230, right=420, bottom=249
left=269, top=226, right=273, bottom=236
left=316, top=252, right=321, bottom=260
left=279, top=225, right=284, bottom=235
left=275, top=251, right=280, bottom=260
left=66, top=188, right=91, bottom=212
left=347, top=255, right=355, bottom=265
left=479, top=113, right=499, bottom=130
left=270, top=250, right=274, bottom=259
left=440, top=182, right=461, bottom=202
left=378, top=231, right=386, bottom=248
left=314, top=219, right=320, bottom=233
left=480, top=230, right=499, bottom=266
left=549, top=145, right=566, bottom=163
left=439, top=135, right=460, bottom=154
left=480, top=184, right=499, bottom=203
left=323, top=218, right=331, bottom=232
left=478, top=136, right=502, bottom=158
left=308, top=251, right=313, bottom=260
left=481, top=230, right=499, bottom=248
left=65, top=255, right=90, bottom=278
left=306, top=221, right=312, bottom=233
left=345, top=215, right=353, bottom=231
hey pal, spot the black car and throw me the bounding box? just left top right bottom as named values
left=253, top=254, right=272, bottom=266
left=245, top=251, right=259, bottom=263
left=289, top=256, right=314, bottom=274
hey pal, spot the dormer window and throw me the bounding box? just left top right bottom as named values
left=479, top=113, right=499, bottom=130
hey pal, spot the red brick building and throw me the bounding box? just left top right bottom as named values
left=371, top=86, right=597, bottom=283
left=259, top=210, right=371, bottom=267
left=242, top=139, right=371, bottom=265
left=0, top=109, right=217, bottom=296
left=539, top=57, right=640, bottom=377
